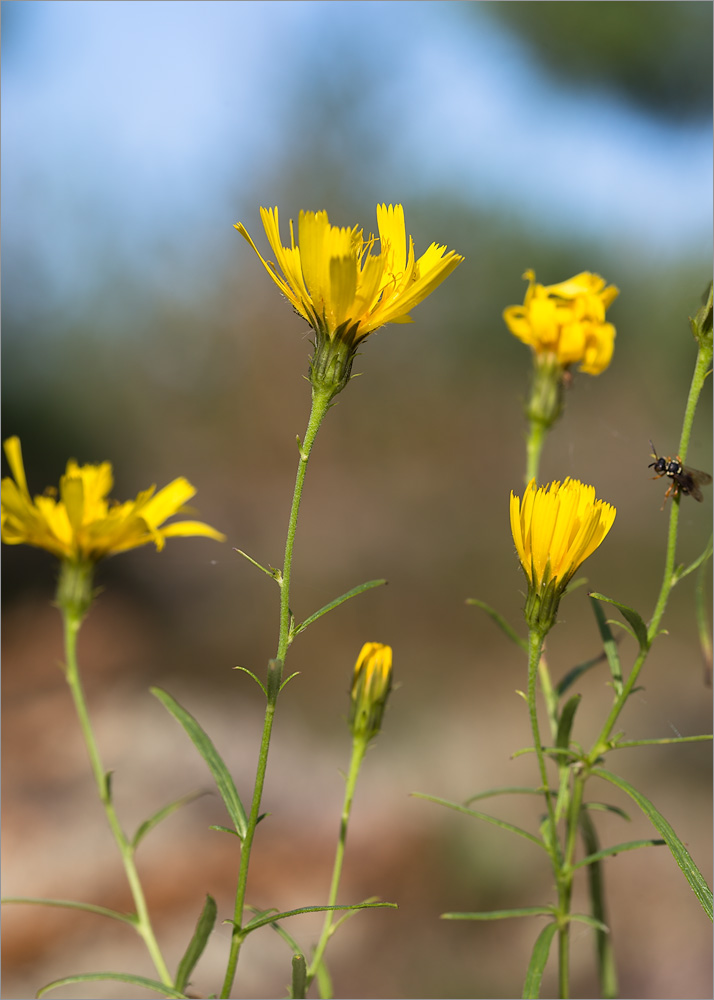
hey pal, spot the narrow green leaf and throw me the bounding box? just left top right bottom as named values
left=291, top=953, right=307, bottom=1000
left=1, top=896, right=136, bottom=926
left=593, top=767, right=713, bottom=920
left=609, top=734, right=712, bottom=750
left=442, top=906, right=555, bottom=921
left=316, top=959, right=333, bottom=1000
left=673, top=533, right=712, bottom=584
left=233, top=666, right=267, bottom=696
left=464, top=786, right=556, bottom=805
left=132, top=791, right=207, bottom=849
left=588, top=593, right=649, bottom=651
left=151, top=688, right=248, bottom=839
left=175, top=894, right=217, bottom=993
left=579, top=809, right=618, bottom=999
left=572, top=839, right=665, bottom=870
left=234, top=547, right=279, bottom=580
left=242, top=902, right=396, bottom=935
left=555, top=650, right=608, bottom=697
left=267, top=917, right=303, bottom=954
left=412, top=793, right=546, bottom=850
left=583, top=801, right=631, bottom=822
left=209, top=824, right=241, bottom=837
left=589, top=597, right=624, bottom=695
left=521, top=921, right=558, bottom=999
left=291, top=579, right=387, bottom=638
left=37, top=972, right=189, bottom=999
left=567, top=913, right=609, bottom=933
left=465, top=598, right=528, bottom=650
left=556, top=694, right=582, bottom=751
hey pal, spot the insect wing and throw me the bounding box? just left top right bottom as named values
left=677, top=466, right=712, bottom=502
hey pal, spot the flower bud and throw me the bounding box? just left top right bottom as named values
left=349, top=642, right=393, bottom=742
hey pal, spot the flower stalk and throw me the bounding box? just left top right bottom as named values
left=58, top=565, right=173, bottom=988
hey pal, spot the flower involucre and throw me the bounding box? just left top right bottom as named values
left=504, top=270, right=619, bottom=375
left=235, top=205, right=463, bottom=344
left=510, top=478, right=616, bottom=632
left=1, top=437, right=225, bottom=563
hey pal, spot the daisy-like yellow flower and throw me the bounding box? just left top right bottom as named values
left=349, top=642, right=393, bottom=742
left=504, top=270, right=619, bottom=376
left=236, top=205, right=463, bottom=397
left=1, top=436, right=225, bottom=563
left=510, top=477, right=616, bottom=633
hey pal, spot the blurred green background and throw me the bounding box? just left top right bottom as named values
left=2, top=3, right=712, bottom=998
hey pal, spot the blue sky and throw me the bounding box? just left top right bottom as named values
left=2, top=1, right=711, bottom=308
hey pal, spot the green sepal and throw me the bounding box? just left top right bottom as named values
left=36, top=972, right=189, bottom=999
left=151, top=687, right=248, bottom=839
left=291, top=579, right=387, bottom=639
left=570, top=838, right=665, bottom=871
left=132, top=791, right=207, bottom=849
left=442, top=906, right=555, bottom=921
left=589, top=598, right=624, bottom=694
left=0, top=896, right=136, bottom=926
left=291, top=953, right=307, bottom=1000
left=466, top=598, right=528, bottom=650
left=412, top=793, right=546, bottom=850
left=588, top=593, right=649, bottom=652
left=521, top=921, right=558, bottom=999
left=175, top=894, right=217, bottom=993
left=593, top=767, right=713, bottom=920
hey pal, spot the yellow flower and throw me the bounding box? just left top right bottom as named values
left=510, top=478, right=616, bottom=632
left=1, top=436, right=225, bottom=563
left=349, top=641, right=393, bottom=742
left=504, top=270, right=619, bottom=375
left=236, top=205, right=463, bottom=397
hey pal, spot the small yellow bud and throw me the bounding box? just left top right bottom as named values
left=349, top=642, right=393, bottom=742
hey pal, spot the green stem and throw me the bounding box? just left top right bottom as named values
left=306, top=734, right=369, bottom=993
left=220, top=385, right=334, bottom=1000
left=525, top=418, right=547, bottom=485
left=60, top=600, right=173, bottom=988
left=527, top=629, right=557, bottom=833
left=590, top=334, right=712, bottom=758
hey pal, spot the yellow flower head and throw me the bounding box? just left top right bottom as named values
left=1, top=437, right=226, bottom=564
left=503, top=270, right=619, bottom=375
left=510, top=478, right=616, bottom=632
left=349, top=641, right=393, bottom=742
left=236, top=204, right=462, bottom=342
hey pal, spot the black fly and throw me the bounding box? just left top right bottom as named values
left=649, top=442, right=712, bottom=505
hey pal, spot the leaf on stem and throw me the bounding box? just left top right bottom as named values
left=593, top=767, right=713, bottom=920
left=37, top=972, right=189, bottom=999
left=291, top=579, right=387, bottom=639
left=555, top=649, right=611, bottom=697
left=588, top=593, right=649, bottom=652
left=579, top=808, right=618, bottom=999
left=571, top=839, right=665, bottom=870
left=672, top=533, right=712, bottom=585
left=151, top=688, right=248, bottom=840
left=175, top=894, right=217, bottom=993
left=1, top=896, right=136, bottom=926
left=233, top=666, right=267, bottom=696
left=466, top=598, right=528, bottom=650
left=132, top=791, right=208, bottom=849
left=412, top=793, right=546, bottom=850
left=241, top=902, right=397, bottom=935
left=521, top=921, right=558, bottom=999
left=464, top=785, right=557, bottom=805
left=556, top=694, right=582, bottom=752
left=442, top=906, right=555, bottom=921
left=316, top=959, right=334, bottom=1000
left=583, top=801, right=631, bottom=822
left=589, top=597, right=624, bottom=694
left=234, top=547, right=281, bottom=581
